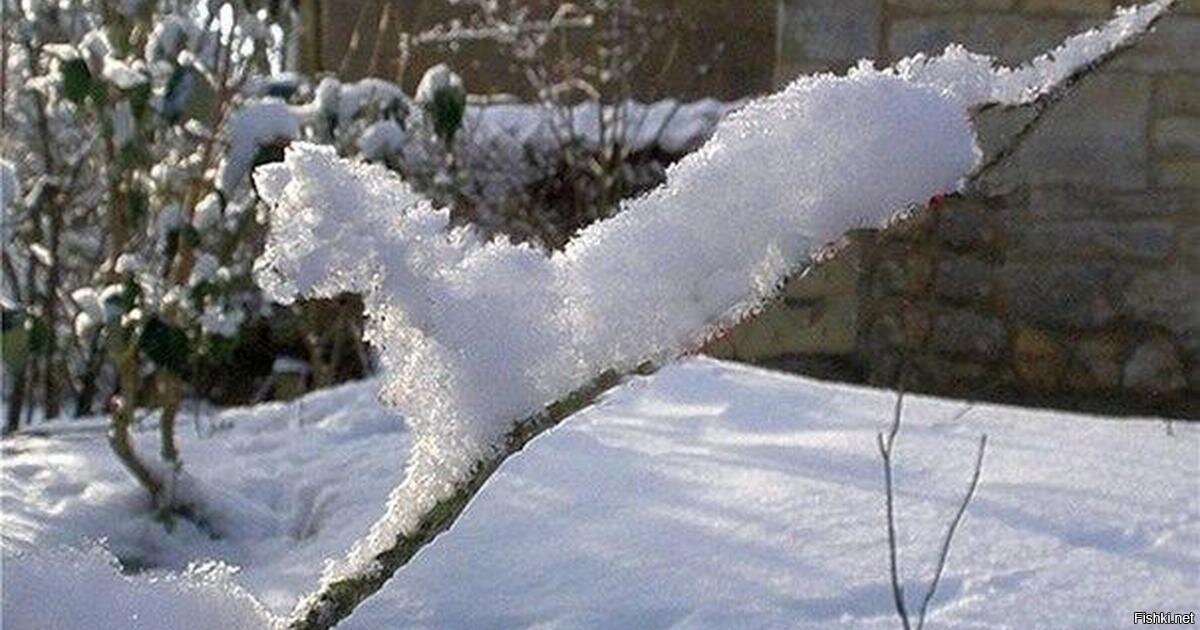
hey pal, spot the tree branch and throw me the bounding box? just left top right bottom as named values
left=878, top=375, right=912, bottom=630
left=283, top=7, right=1168, bottom=626
left=967, top=4, right=1173, bottom=187
left=288, top=367, right=636, bottom=629
left=915, top=434, right=987, bottom=630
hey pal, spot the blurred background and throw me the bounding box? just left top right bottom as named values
left=2, top=0, right=1196, bottom=443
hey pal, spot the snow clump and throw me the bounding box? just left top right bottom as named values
left=252, top=0, right=1173, bottom=586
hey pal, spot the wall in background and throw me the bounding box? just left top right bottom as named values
left=305, top=0, right=775, bottom=101
left=711, top=0, right=1198, bottom=416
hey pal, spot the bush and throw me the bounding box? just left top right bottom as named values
left=2, top=0, right=302, bottom=516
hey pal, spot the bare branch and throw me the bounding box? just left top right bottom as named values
left=287, top=367, right=637, bottom=630
left=878, top=383, right=912, bottom=630
left=915, top=434, right=988, bottom=630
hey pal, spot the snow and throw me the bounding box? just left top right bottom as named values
left=111, top=99, right=136, bottom=148
left=365, top=97, right=742, bottom=206
left=193, top=192, right=222, bottom=230
left=145, top=16, right=194, bottom=63
left=102, top=58, right=148, bottom=90
left=256, top=70, right=978, bottom=581
left=3, top=546, right=270, bottom=630
left=251, top=3, right=1170, bottom=587
left=197, top=303, right=244, bottom=337
left=1, top=158, right=18, bottom=228
left=346, top=359, right=1200, bottom=629
left=896, top=0, right=1172, bottom=107
left=264, top=72, right=742, bottom=210
left=356, top=119, right=407, bottom=161
left=2, top=379, right=408, bottom=619
left=297, top=77, right=411, bottom=128
left=218, top=100, right=300, bottom=193
left=461, top=97, right=740, bottom=156
left=2, top=3, right=1180, bottom=625
left=414, top=63, right=464, bottom=106
left=3, top=359, right=1197, bottom=628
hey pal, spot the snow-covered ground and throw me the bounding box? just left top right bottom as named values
left=2, top=357, right=1196, bottom=628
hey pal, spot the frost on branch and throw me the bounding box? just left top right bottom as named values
left=258, top=74, right=976, bottom=567
left=252, top=2, right=1172, bottom=626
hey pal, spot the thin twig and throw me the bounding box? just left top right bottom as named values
left=915, top=434, right=988, bottom=630
left=878, top=376, right=912, bottom=630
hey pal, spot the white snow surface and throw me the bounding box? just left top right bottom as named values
left=3, top=358, right=1198, bottom=628
left=0, top=158, right=16, bottom=227
left=251, top=2, right=1173, bottom=586
left=895, top=0, right=1171, bottom=106
left=2, top=379, right=407, bottom=621
left=3, top=546, right=269, bottom=630
left=219, top=100, right=301, bottom=192
left=459, top=97, right=740, bottom=156
left=414, top=63, right=464, bottom=106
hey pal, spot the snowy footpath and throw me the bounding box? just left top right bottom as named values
left=3, top=357, right=1197, bottom=628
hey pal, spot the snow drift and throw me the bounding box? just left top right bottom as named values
left=2, top=546, right=271, bottom=629
left=252, top=0, right=1173, bottom=592
left=4, top=359, right=1195, bottom=628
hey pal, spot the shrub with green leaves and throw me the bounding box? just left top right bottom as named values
left=2, top=0, right=300, bottom=518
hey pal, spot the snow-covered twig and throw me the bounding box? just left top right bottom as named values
left=266, top=5, right=1173, bottom=628
left=287, top=368, right=632, bottom=629
left=966, top=0, right=1174, bottom=186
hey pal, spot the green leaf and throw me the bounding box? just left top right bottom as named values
left=61, top=58, right=95, bottom=105
left=140, top=316, right=191, bottom=375
left=162, top=66, right=215, bottom=123
left=162, top=66, right=193, bottom=121
left=180, top=224, right=201, bottom=248
left=125, top=187, right=148, bottom=227
left=127, top=81, right=153, bottom=120
left=26, top=316, right=53, bottom=355
left=119, top=143, right=151, bottom=169
left=428, top=88, right=466, bottom=144
left=101, top=284, right=130, bottom=316
left=200, top=333, right=237, bottom=363
left=1, top=309, right=29, bottom=368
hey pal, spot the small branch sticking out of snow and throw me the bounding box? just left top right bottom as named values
left=876, top=379, right=988, bottom=630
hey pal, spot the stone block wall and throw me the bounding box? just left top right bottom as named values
left=861, top=191, right=1195, bottom=416
left=712, top=0, right=1198, bottom=416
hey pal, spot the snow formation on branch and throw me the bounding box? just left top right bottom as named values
left=252, top=1, right=1171, bottom=585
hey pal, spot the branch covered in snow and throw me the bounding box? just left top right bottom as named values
left=250, top=3, right=1173, bottom=627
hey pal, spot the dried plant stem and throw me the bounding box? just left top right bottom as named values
left=877, top=377, right=912, bottom=630
left=915, top=434, right=987, bottom=630
left=877, top=380, right=988, bottom=630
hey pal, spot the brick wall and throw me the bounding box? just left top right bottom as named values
left=711, top=0, right=1198, bottom=416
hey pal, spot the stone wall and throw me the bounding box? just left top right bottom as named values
left=710, top=0, right=1198, bottom=416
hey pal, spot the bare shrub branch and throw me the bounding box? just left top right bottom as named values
left=877, top=381, right=989, bottom=630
